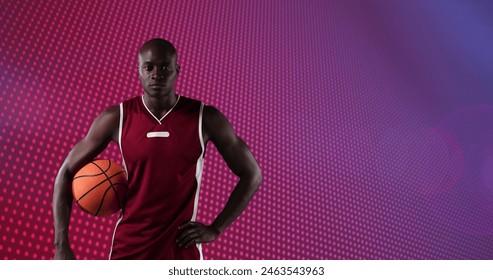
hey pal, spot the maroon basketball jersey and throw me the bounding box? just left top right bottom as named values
left=109, top=94, right=204, bottom=260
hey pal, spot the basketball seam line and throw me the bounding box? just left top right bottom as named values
left=91, top=160, right=117, bottom=216
left=75, top=170, right=126, bottom=203
left=73, top=160, right=113, bottom=179
left=76, top=183, right=127, bottom=214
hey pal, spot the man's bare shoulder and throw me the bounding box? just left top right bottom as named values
left=98, top=105, right=120, bottom=130
left=203, top=105, right=231, bottom=133
left=86, top=105, right=120, bottom=143
left=203, top=105, right=222, bottom=122
left=102, top=105, right=120, bottom=118
left=202, top=105, right=237, bottom=145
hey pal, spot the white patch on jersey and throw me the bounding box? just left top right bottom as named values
left=146, top=131, right=170, bottom=138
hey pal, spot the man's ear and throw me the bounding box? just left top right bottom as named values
left=176, top=64, right=181, bottom=75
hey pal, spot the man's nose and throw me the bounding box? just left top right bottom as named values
left=150, top=67, right=165, bottom=79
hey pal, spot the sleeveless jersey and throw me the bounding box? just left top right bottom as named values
left=109, top=94, right=204, bottom=260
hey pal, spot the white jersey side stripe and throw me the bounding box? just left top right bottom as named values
left=109, top=102, right=126, bottom=260
left=193, top=102, right=205, bottom=260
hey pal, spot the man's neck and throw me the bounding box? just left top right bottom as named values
left=143, top=90, right=178, bottom=112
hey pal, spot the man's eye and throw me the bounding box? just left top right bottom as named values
left=144, top=65, right=153, bottom=71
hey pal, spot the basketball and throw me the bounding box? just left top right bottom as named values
left=72, top=159, right=128, bottom=217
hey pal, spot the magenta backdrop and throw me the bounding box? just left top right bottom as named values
left=1, top=0, right=493, bottom=259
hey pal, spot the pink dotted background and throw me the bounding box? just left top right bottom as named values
left=2, top=0, right=493, bottom=259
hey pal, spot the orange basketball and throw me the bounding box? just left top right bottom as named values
left=72, top=159, right=128, bottom=217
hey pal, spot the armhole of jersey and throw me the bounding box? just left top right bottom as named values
left=118, top=103, right=123, bottom=147
left=198, top=102, right=205, bottom=156
left=195, top=102, right=205, bottom=260
left=110, top=103, right=126, bottom=260
left=118, top=103, right=127, bottom=174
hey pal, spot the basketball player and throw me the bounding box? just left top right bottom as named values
left=52, top=38, right=262, bottom=259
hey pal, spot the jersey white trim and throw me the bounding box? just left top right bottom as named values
left=141, top=94, right=180, bottom=124
left=192, top=102, right=205, bottom=260
left=196, top=243, right=203, bottom=260
left=191, top=157, right=204, bottom=221
left=118, top=103, right=128, bottom=174
left=198, top=102, right=205, bottom=153
left=108, top=213, right=123, bottom=260
left=109, top=103, right=127, bottom=259
left=146, top=131, right=170, bottom=138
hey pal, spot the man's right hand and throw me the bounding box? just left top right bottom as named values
left=54, top=245, right=76, bottom=260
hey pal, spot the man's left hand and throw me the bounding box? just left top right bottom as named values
left=176, top=221, right=220, bottom=248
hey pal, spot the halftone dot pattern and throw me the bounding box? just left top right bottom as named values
left=2, top=0, right=493, bottom=260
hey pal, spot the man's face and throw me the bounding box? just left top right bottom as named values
left=138, top=47, right=179, bottom=97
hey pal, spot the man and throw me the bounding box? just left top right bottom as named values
left=53, top=38, right=262, bottom=259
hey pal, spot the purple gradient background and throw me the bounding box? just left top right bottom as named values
left=1, top=0, right=493, bottom=259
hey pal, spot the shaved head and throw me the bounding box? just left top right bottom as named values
left=139, top=38, right=177, bottom=59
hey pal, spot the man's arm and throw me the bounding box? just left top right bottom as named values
left=176, top=106, right=262, bottom=248
left=53, top=106, right=119, bottom=259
